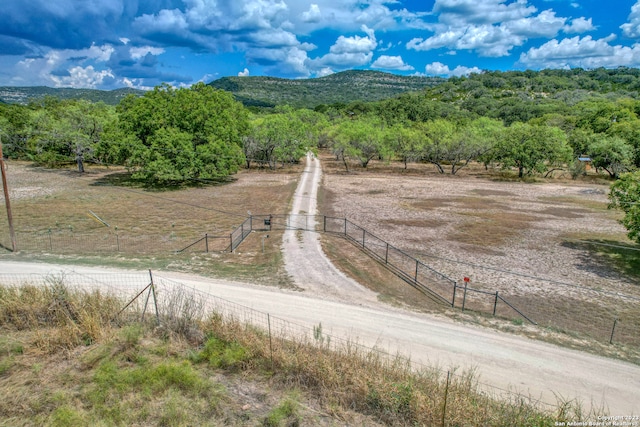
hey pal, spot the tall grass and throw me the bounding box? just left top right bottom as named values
left=0, top=281, right=598, bottom=426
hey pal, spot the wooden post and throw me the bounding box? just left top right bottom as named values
left=362, top=229, right=366, bottom=248
left=415, top=260, right=419, bottom=282
left=385, top=243, right=389, bottom=264
left=442, top=371, right=451, bottom=427
left=610, top=318, right=618, bottom=345
left=323, top=215, right=326, bottom=232
left=0, top=140, right=17, bottom=252
left=268, top=314, right=274, bottom=371
left=493, top=291, right=499, bottom=316
left=462, top=281, right=468, bottom=311
left=149, top=269, right=160, bottom=326
left=205, top=233, right=209, bottom=253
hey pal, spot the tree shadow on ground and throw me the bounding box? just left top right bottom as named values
left=561, top=239, right=640, bottom=284
left=89, top=171, right=236, bottom=192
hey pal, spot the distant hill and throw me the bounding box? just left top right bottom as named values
left=0, top=86, right=144, bottom=105
left=208, top=70, right=445, bottom=108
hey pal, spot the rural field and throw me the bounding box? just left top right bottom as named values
left=1, top=154, right=639, bottom=360
left=316, top=152, right=640, bottom=359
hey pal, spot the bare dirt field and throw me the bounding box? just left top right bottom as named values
left=317, top=152, right=640, bottom=355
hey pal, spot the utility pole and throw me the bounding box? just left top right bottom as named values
left=0, top=137, right=17, bottom=252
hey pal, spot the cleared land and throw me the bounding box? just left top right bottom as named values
left=317, top=152, right=640, bottom=359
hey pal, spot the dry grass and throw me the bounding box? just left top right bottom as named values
left=0, top=281, right=590, bottom=426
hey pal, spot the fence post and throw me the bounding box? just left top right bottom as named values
left=415, top=260, right=419, bottom=282
left=610, top=318, right=618, bottom=344
left=205, top=233, right=209, bottom=253
left=493, top=291, right=499, bottom=316
left=49, top=230, right=53, bottom=251
left=452, top=282, right=457, bottom=308
left=149, top=269, right=160, bottom=326
left=323, top=216, right=326, bottom=232
left=116, top=233, right=120, bottom=252
left=362, top=229, right=366, bottom=248
left=250, top=215, right=253, bottom=231
left=385, top=243, right=389, bottom=264
left=462, top=281, right=468, bottom=311
left=344, top=218, right=347, bottom=236
left=268, top=313, right=274, bottom=370
left=442, top=370, right=451, bottom=427
left=230, top=233, right=233, bottom=252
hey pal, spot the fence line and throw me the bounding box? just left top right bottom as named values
left=4, top=212, right=638, bottom=347
left=0, top=271, right=559, bottom=414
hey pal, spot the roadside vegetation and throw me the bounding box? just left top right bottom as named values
left=0, top=281, right=596, bottom=426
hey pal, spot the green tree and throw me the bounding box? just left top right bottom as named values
left=609, top=171, right=640, bottom=243
left=27, top=98, right=113, bottom=172
left=419, top=119, right=456, bottom=174
left=384, top=123, right=424, bottom=169
left=116, top=83, right=247, bottom=184
left=330, top=116, right=389, bottom=170
left=493, top=123, right=572, bottom=178
left=0, top=104, right=32, bottom=159
left=244, top=110, right=309, bottom=169
left=588, top=136, right=634, bottom=178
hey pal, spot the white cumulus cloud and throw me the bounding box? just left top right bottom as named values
left=621, top=1, right=640, bottom=38
left=238, top=68, right=250, bottom=76
left=301, top=4, right=321, bottom=23
left=424, top=61, right=482, bottom=77
left=371, top=55, right=414, bottom=71
left=518, top=35, right=640, bottom=69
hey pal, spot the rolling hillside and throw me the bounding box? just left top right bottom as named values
left=209, top=70, right=445, bottom=108
left=0, top=86, right=144, bottom=105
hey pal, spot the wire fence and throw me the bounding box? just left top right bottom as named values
left=10, top=220, right=251, bottom=255
left=317, top=215, right=639, bottom=348
left=0, top=271, right=561, bottom=415
left=3, top=212, right=638, bottom=347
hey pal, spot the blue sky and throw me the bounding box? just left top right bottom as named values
left=1, top=0, right=640, bottom=90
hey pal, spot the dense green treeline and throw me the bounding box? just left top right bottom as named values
left=2, top=69, right=640, bottom=182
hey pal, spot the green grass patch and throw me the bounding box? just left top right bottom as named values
left=263, top=392, right=301, bottom=427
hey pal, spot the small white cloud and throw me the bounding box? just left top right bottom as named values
left=317, top=67, right=334, bottom=77
left=371, top=55, right=414, bottom=71
left=424, top=62, right=482, bottom=77
left=301, top=4, right=321, bottom=23
left=119, top=37, right=130, bottom=45
left=238, top=68, right=250, bottom=76
left=129, top=46, right=165, bottom=60
left=330, top=25, right=377, bottom=54
left=564, top=17, right=595, bottom=34
left=51, top=65, right=114, bottom=88
left=121, top=77, right=154, bottom=91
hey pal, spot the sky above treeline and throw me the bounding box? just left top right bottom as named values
left=1, top=0, right=640, bottom=90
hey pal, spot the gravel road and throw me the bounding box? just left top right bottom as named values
left=1, top=154, right=639, bottom=416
